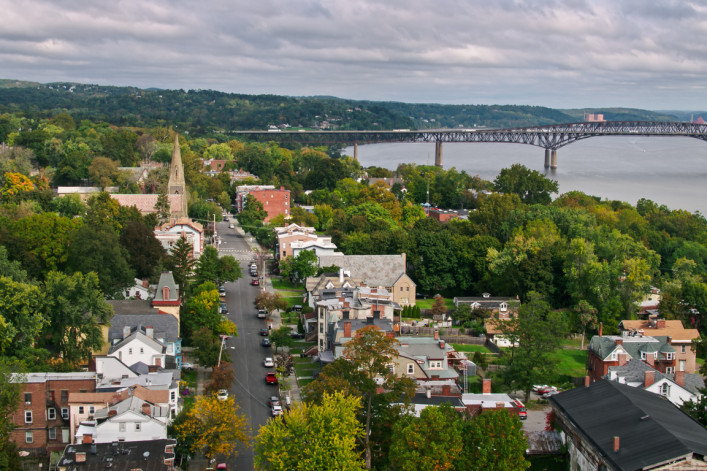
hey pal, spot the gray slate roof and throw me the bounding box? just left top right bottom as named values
left=107, top=299, right=154, bottom=315
left=317, top=254, right=413, bottom=287
left=588, top=335, right=674, bottom=361
left=108, top=314, right=179, bottom=344
left=550, top=380, right=707, bottom=471
left=153, top=272, right=179, bottom=302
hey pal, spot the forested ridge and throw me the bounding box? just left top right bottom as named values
left=0, top=78, right=681, bottom=136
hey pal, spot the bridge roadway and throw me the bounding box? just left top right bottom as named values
left=229, top=121, right=707, bottom=168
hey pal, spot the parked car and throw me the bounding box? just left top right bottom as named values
left=217, top=389, right=229, bottom=401
left=268, top=395, right=280, bottom=407
left=262, top=338, right=271, bottom=347
left=181, top=362, right=195, bottom=369
left=534, top=385, right=557, bottom=395
left=263, top=357, right=274, bottom=367
left=229, top=223, right=234, bottom=229
left=223, top=216, right=229, bottom=221
left=292, top=305, right=302, bottom=312
left=514, top=400, right=527, bottom=420
left=257, top=309, right=267, bottom=319
left=219, top=286, right=227, bottom=296
left=290, top=331, right=304, bottom=339
left=542, top=390, right=560, bottom=399
left=266, top=372, right=278, bottom=385
left=271, top=404, right=283, bottom=416
left=219, top=302, right=228, bottom=314
left=260, top=328, right=270, bottom=336
left=251, top=278, right=260, bottom=286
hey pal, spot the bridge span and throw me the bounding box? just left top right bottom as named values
left=229, top=121, right=707, bottom=168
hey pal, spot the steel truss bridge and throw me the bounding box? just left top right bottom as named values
left=229, top=121, right=707, bottom=168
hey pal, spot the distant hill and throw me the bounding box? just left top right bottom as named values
left=0, top=78, right=683, bottom=137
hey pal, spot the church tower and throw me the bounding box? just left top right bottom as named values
left=167, top=133, right=188, bottom=219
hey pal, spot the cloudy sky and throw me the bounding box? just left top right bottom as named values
left=2, top=0, right=706, bottom=109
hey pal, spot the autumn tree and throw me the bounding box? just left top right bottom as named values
left=87, top=157, right=120, bottom=188
left=41, top=271, right=113, bottom=364
left=174, top=394, right=249, bottom=461
left=254, top=391, right=365, bottom=471
left=1, top=172, right=34, bottom=200
left=255, top=291, right=289, bottom=318
left=430, top=294, right=447, bottom=316
left=206, top=363, right=235, bottom=394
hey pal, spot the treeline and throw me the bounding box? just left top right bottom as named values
left=0, top=79, right=680, bottom=136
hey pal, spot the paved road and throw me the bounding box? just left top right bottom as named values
left=216, top=219, right=276, bottom=470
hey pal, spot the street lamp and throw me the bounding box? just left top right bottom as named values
left=217, top=335, right=230, bottom=367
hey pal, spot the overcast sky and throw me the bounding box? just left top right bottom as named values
left=2, top=0, right=706, bottom=109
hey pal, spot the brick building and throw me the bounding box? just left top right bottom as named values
left=10, top=372, right=97, bottom=455
left=235, top=185, right=290, bottom=223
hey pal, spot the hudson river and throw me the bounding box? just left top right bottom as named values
left=345, top=136, right=707, bottom=215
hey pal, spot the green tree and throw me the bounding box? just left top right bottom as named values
left=166, top=236, right=197, bottom=294
left=51, top=194, right=86, bottom=218
left=42, top=271, right=113, bottom=364
left=119, top=220, right=167, bottom=280
left=280, top=250, right=318, bottom=284
left=680, top=393, right=707, bottom=427
left=154, top=190, right=171, bottom=222
left=254, top=391, right=365, bottom=471
left=0, top=360, right=23, bottom=470
left=458, top=409, right=529, bottom=471
left=575, top=300, right=598, bottom=350
left=495, top=292, right=567, bottom=402
left=238, top=194, right=267, bottom=231
left=269, top=325, right=294, bottom=353
left=0, top=276, right=45, bottom=355
left=194, top=246, right=242, bottom=286
left=494, top=163, right=558, bottom=205
left=389, top=404, right=463, bottom=471
left=191, top=326, right=222, bottom=368
left=183, top=282, right=221, bottom=338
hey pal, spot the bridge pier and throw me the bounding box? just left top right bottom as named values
left=544, top=149, right=550, bottom=168
left=353, top=142, right=358, bottom=161
left=551, top=150, right=557, bottom=169
left=435, top=141, right=443, bottom=168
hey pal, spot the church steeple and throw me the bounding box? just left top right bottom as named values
left=167, top=133, right=188, bottom=218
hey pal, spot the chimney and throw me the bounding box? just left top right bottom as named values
left=366, top=316, right=374, bottom=325
left=613, top=436, right=620, bottom=453
left=646, top=353, right=655, bottom=367
left=439, top=340, right=446, bottom=349
left=148, top=365, right=159, bottom=373
left=656, top=319, right=666, bottom=329
left=344, top=321, right=351, bottom=338
left=123, top=326, right=131, bottom=339
left=108, top=409, right=117, bottom=417
left=599, top=322, right=603, bottom=337
left=482, top=378, right=492, bottom=394
left=343, top=302, right=350, bottom=308
left=401, top=252, right=406, bottom=270
left=615, top=338, right=623, bottom=346
left=82, top=434, right=93, bottom=444
left=618, top=353, right=627, bottom=366
left=75, top=452, right=87, bottom=463
left=584, top=375, right=591, bottom=387
left=146, top=326, right=154, bottom=338
left=644, top=370, right=655, bottom=387
left=373, top=310, right=381, bottom=320
left=675, top=371, right=685, bottom=387
left=434, top=330, right=439, bottom=341
left=141, top=403, right=151, bottom=416
left=442, top=385, right=451, bottom=395
left=339, top=268, right=344, bottom=283
left=426, top=388, right=431, bottom=398
left=371, top=288, right=377, bottom=294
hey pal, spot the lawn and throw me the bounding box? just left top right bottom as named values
left=549, top=348, right=588, bottom=378
left=271, top=278, right=303, bottom=290
left=415, top=297, right=455, bottom=310
left=451, top=343, right=491, bottom=354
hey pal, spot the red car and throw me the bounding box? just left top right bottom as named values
left=266, top=373, right=278, bottom=385
left=251, top=278, right=260, bottom=286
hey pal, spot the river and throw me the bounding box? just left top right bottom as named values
left=344, top=136, right=707, bottom=215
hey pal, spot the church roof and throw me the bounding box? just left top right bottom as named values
left=110, top=194, right=183, bottom=215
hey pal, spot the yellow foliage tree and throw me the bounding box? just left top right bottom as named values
left=1, top=172, right=34, bottom=199
left=174, top=394, right=250, bottom=461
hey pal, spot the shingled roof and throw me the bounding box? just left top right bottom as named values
left=317, top=254, right=412, bottom=287
left=550, top=380, right=707, bottom=470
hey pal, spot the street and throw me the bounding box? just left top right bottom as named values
left=216, top=219, right=273, bottom=470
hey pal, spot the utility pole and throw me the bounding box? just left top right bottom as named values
left=217, top=335, right=229, bottom=367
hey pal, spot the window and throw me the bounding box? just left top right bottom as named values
left=429, top=361, right=443, bottom=369
left=25, top=411, right=32, bottom=423
left=48, top=428, right=56, bottom=440
left=679, top=360, right=686, bottom=372
left=61, top=408, right=69, bottom=420
left=135, top=423, right=141, bottom=431
left=640, top=352, right=646, bottom=360
left=681, top=345, right=687, bottom=353
left=61, top=390, right=68, bottom=403
left=25, top=431, right=33, bottom=444
left=611, top=352, right=617, bottom=361
left=319, top=323, right=323, bottom=333
left=119, top=422, right=126, bottom=432
left=660, top=383, right=671, bottom=396
left=140, top=348, right=144, bottom=354
left=400, top=287, right=403, bottom=292
left=665, top=367, right=674, bottom=375
left=128, top=348, right=133, bottom=355
left=407, top=363, right=415, bottom=374
left=24, top=393, right=31, bottom=404
left=171, top=391, right=176, bottom=401
left=48, top=408, right=56, bottom=420
left=89, top=406, right=95, bottom=414
left=48, top=390, right=55, bottom=402
left=406, top=286, right=409, bottom=292
left=78, top=406, right=84, bottom=414
left=666, top=353, right=674, bottom=360
left=500, top=302, right=508, bottom=311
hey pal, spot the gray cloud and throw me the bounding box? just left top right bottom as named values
left=1, top=0, right=706, bottom=108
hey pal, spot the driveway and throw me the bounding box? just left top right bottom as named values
left=523, top=406, right=551, bottom=433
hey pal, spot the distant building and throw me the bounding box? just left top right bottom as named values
left=153, top=218, right=204, bottom=259
left=235, top=185, right=291, bottom=223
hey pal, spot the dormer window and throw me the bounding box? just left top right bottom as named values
left=641, top=352, right=646, bottom=360
left=500, top=302, right=507, bottom=312
left=429, top=361, right=443, bottom=369
left=162, top=286, right=170, bottom=300
left=665, top=353, right=674, bottom=360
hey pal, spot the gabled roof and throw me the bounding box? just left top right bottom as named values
left=550, top=380, right=707, bottom=470
left=108, top=314, right=179, bottom=344
left=588, top=335, right=673, bottom=361
left=153, top=272, right=179, bottom=302
left=108, top=331, right=166, bottom=356
left=618, top=319, right=700, bottom=342
left=607, top=359, right=705, bottom=396
left=317, top=254, right=410, bottom=287
left=110, top=193, right=183, bottom=215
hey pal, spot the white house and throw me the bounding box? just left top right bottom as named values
left=75, top=396, right=169, bottom=444
left=108, top=331, right=167, bottom=370
left=96, top=372, right=180, bottom=419
left=154, top=218, right=204, bottom=258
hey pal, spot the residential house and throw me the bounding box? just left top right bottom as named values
left=107, top=329, right=169, bottom=371
left=276, top=223, right=343, bottom=259
left=151, top=271, right=181, bottom=326
left=461, top=379, right=525, bottom=418
left=153, top=218, right=204, bottom=259
left=68, top=390, right=128, bottom=442
left=95, top=371, right=180, bottom=420
left=123, top=278, right=152, bottom=300
left=587, top=332, right=677, bottom=383
left=391, top=333, right=459, bottom=388
left=428, top=208, right=459, bottom=222
left=9, top=372, right=97, bottom=456
left=618, top=318, right=700, bottom=374
left=606, top=358, right=704, bottom=406
left=327, top=317, right=396, bottom=362
left=307, top=271, right=398, bottom=354
left=550, top=380, right=707, bottom=471
left=317, top=254, right=416, bottom=306
left=107, top=314, right=182, bottom=368
left=459, top=294, right=520, bottom=347
left=235, top=185, right=291, bottom=222
left=57, top=438, right=176, bottom=471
